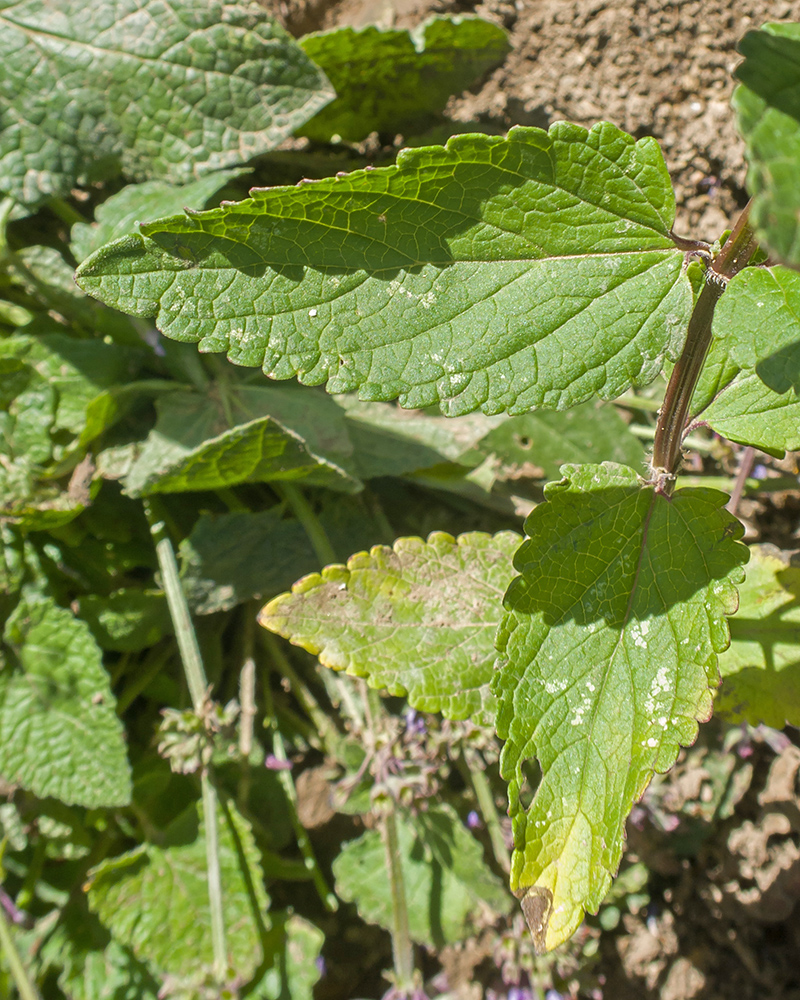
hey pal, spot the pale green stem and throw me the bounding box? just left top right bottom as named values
left=462, top=750, right=510, bottom=872
left=273, top=483, right=338, bottom=566
left=0, top=905, right=42, bottom=1000
left=115, top=644, right=172, bottom=715
left=262, top=631, right=341, bottom=755
left=144, top=502, right=208, bottom=709
left=202, top=770, right=227, bottom=979
left=47, top=196, right=87, bottom=227
left=144, top=502, right=227, bottom=979
left=381, top=808, right=415, bottom=993
left=267, top=715, right=338, bottom=912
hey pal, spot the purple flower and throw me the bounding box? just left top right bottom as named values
left=507, top=988, right=532, bottom=1000
left=265, top=754, right=292, bottom=771
left=404, top=708, right=427, bottom=736
left=466, top=810, right=481, bottom=829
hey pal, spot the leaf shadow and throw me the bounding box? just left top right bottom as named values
left=755, top=340, right=800, bottom=395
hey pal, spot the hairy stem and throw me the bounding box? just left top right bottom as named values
left=0, top=905, right=41, bottom=1000
left=381, top=807, right=415, bottom=994
left=144, top=501, right=227, bottom=978
left=652, top=202, right=758, bottom=490
left=202, top=770, right=228, bottom=978
left=144, top=501, right=208, bottom=708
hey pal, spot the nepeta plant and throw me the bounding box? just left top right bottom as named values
left=2, top=0, right=798, bottom=986
left=72, top=20, right=800, bottom=952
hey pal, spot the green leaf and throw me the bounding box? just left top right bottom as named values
left=87, top=799, right=270, bottom=980
left=260, top=530, right=520, bottom=725
left=253, top=914, right=324, bottom=1000
left=467, top=400, right=645, bottom=481
left=333, top=804, right=510, bottom=947
left=119, top=384, right=360, bottom=496
left=180, top=496, right=388, bottom=614
left=716, top=544, right=800, bottom=728
left=692, top=265, right=800, bottom=452
left=70, top=171, right=248, bottom=263
left=76, top=122, right=693, bottom=417
left=0, top=0, right=333, bottom=208
left=0, top=332, right=139, bottom=443
left=733, top=23, right=800, bottom=264
left=338, top=396, right=506, bottom=478
left=298, top=16, right=510, bottom=143
left=75, top=589, right=171, bottom=652
left=0, top=595, right=131, bottom=807
left=38, top=907, right=160, bottom=1000
left=493, top=462, right=747, bottom=951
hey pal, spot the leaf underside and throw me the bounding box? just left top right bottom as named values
left=734, top=22, right=800, bottom=266
left=493, top=462, right=748, bottom=951
left=0, top=0, right=333, bottom=207
left=76, top=122, right=693, bottom=418
left=260, top=530, right=520, bottom=726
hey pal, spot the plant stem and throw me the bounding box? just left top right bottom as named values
left=0, top=905, right=41, bottom=1000
left=261, top=631, right=342, bottom=755
left=144, top=501, right=208, bottom=709
left=651, top=202, right=758, bottom=491
left=273, top=483, right=338, bottom=566
left=114, top=643, right=173, bottom=715
left=381, top=808, right=415, bottom=994
left=47, top=196, right=87, bottom=227
left=727, top=446, right=757, bottom=516
left=461, top=750, right=511, bottom=872
left=263, top=681, right=338, bottom=912
left=202, top=770, right=227, bottom=980
left=144, top=501, right=227, bottom=979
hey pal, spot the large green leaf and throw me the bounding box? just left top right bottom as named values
left=493, top=463, right=747, bottom=951
left=0, top=595, right=131, bottom=807
left=0, top=0, right=333, bottom=208
left=298, top=16, right=510, bottom=143
left=76, top=122, right=694, bottom=417
left=691, top=265, right=800, bottom=452
left=260, top=530, right=520, bottom=726
left=717, top=544, right=800, bottom=728
left=733, top=23, right=800, bottom=265
left=87, top=800, right=270, bottom=981
left=333, top=804, right=510, bottom=947
left=70, top=171, right=248, bottom=263
left=116, top=383, right=361, bottom=496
